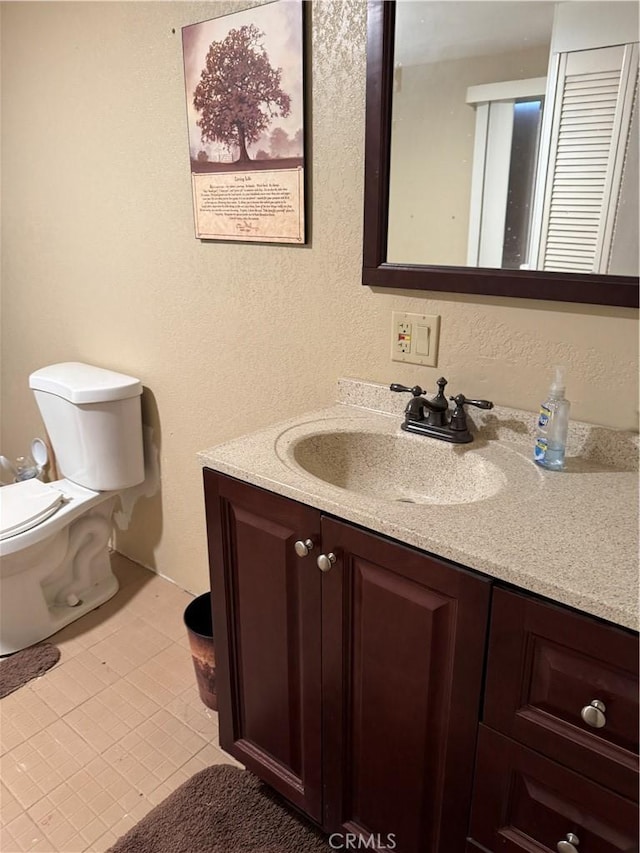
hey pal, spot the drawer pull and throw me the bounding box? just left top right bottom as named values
left=580, top=699, right=606, bottom=728
left=317, top=552, right=337, bottom=572
left=294, top=539, right=315, bottom=558
left=557, top=833, right=580, bottom=853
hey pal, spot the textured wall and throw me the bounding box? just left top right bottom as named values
left=1, top=1, right=638, bottom=593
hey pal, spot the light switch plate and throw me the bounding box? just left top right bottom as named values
left=391, top=312, right=440, bottom=366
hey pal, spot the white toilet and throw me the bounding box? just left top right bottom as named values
left=0, top=362, right=145, bottom=655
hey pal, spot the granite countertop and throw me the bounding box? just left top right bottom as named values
left=198, top=379, right=639, bottom=631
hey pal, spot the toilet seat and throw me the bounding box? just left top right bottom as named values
left=0, top=478, right=112, bottom=564
left=0, top=479, right=66, bottom=540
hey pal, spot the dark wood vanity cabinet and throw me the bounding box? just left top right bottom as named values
left=204, top=470, right=490, bottom=851
left=320, top=516, right=490, bottom=851
left=468, top=589, right=639, bottom=853
left=204, top=470, right=639, bottom=852
left=203, top=471, right=323, bottom=820
left=470, top=726, right=638, bottom=852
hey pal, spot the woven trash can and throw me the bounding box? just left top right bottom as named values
left=183, top=592, right=217, bottom=711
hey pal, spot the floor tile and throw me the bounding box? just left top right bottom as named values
left=125, top=578, right=195, bottom=645
left=124, top=642, right=195, bottom=706
left=1, top=811, right=51, bottom=852
left=88, top=621, right=173, bottom=678
left=26, top=755, right=147, bottom=852
left=49, top=604, right=128, bottom=662
left=102, top=708, right=210, bottom=796
left=110, top=552, right=155, bottom=591
left=27, top=648, right=121, bottom=716
left=1, top=782, right=25, bottom=826
left=164, top=684, right=219, bottom=739
left=64, top=679, right=161, bottom=753
left=0, top=553, right=240, bottom=853
left=0, top=689, right=58, bottom=755
left=2, top=719, right=97, bottom=809
left=145, top=741, right=231, bottom=805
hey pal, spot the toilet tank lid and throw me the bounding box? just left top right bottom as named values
left=29, top=362, right=142, bottom=403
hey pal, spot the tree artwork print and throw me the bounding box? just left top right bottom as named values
left=193, top=24, right=291, bottom=164
left=182, top=2, right=305, bottom=243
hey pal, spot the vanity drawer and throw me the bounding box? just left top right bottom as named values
left=484, top=588, right=639, bottom=800
left=470, top=725, right=639, bottom=853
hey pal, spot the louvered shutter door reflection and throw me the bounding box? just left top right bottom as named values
left=538, top=44, right=638, bottom=273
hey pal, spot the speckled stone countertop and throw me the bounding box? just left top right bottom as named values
left=198, top=379, right=639, bottom=631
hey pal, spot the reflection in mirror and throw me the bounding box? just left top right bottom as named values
left=387, top=1, right=639, bottom=277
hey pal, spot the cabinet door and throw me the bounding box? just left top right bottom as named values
left=470, top=725, right=639, bottom=852
left=204, top=470, right=322, bottom=821
left=321, top=517, right=490, bottom=852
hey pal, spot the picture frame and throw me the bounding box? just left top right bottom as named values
left=182, top=0, right=306, bottom=244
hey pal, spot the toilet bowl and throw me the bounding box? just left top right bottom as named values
left=0, top=363, right=145, bottom=655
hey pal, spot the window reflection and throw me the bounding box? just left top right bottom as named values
left=503, top=99, right=544, bottom=270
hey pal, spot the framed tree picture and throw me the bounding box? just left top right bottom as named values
left=182, top=0, right=306, bottom=244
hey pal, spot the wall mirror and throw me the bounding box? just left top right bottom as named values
left=362, top=0, right=639, bottom=307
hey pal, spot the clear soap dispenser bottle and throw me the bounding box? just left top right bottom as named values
left=534, top=366, right=570, bottom=471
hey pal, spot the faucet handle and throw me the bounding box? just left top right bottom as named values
left=390, top=384, right=425, bottom=397
left=448, top=394, right=494, bottom=436
left=450, top=394, right=494, bottom=410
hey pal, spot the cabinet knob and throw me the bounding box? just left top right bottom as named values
left=557, top=832, right=580, bottom=853
left=317, top=552, right=337, bottom=572
left=581, top=699, right=606, bottom=728
left=294, top=539, right=315, bottom=558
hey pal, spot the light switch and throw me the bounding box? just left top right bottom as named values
left=415, top=324, right=430, bottom=356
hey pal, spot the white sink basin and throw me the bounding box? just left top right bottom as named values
left=288, top=430, right=508, bottom=505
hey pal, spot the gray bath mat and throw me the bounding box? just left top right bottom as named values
left=107, top=764, right=330, bottom=853
left=0, top=643, right=60, bottom=698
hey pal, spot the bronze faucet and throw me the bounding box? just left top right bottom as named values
left=390, top=378, right=493, bottom=443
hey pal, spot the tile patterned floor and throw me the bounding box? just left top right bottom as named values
left=0, top=554, right=240, bottom=852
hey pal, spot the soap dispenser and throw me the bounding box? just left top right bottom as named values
left=533, top=366, right=570, bottom=471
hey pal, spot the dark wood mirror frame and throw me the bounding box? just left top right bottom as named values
left=362, top=0, right=639, bottom=308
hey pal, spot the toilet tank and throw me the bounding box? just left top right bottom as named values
left=29, top=362, right=145, bottom=491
